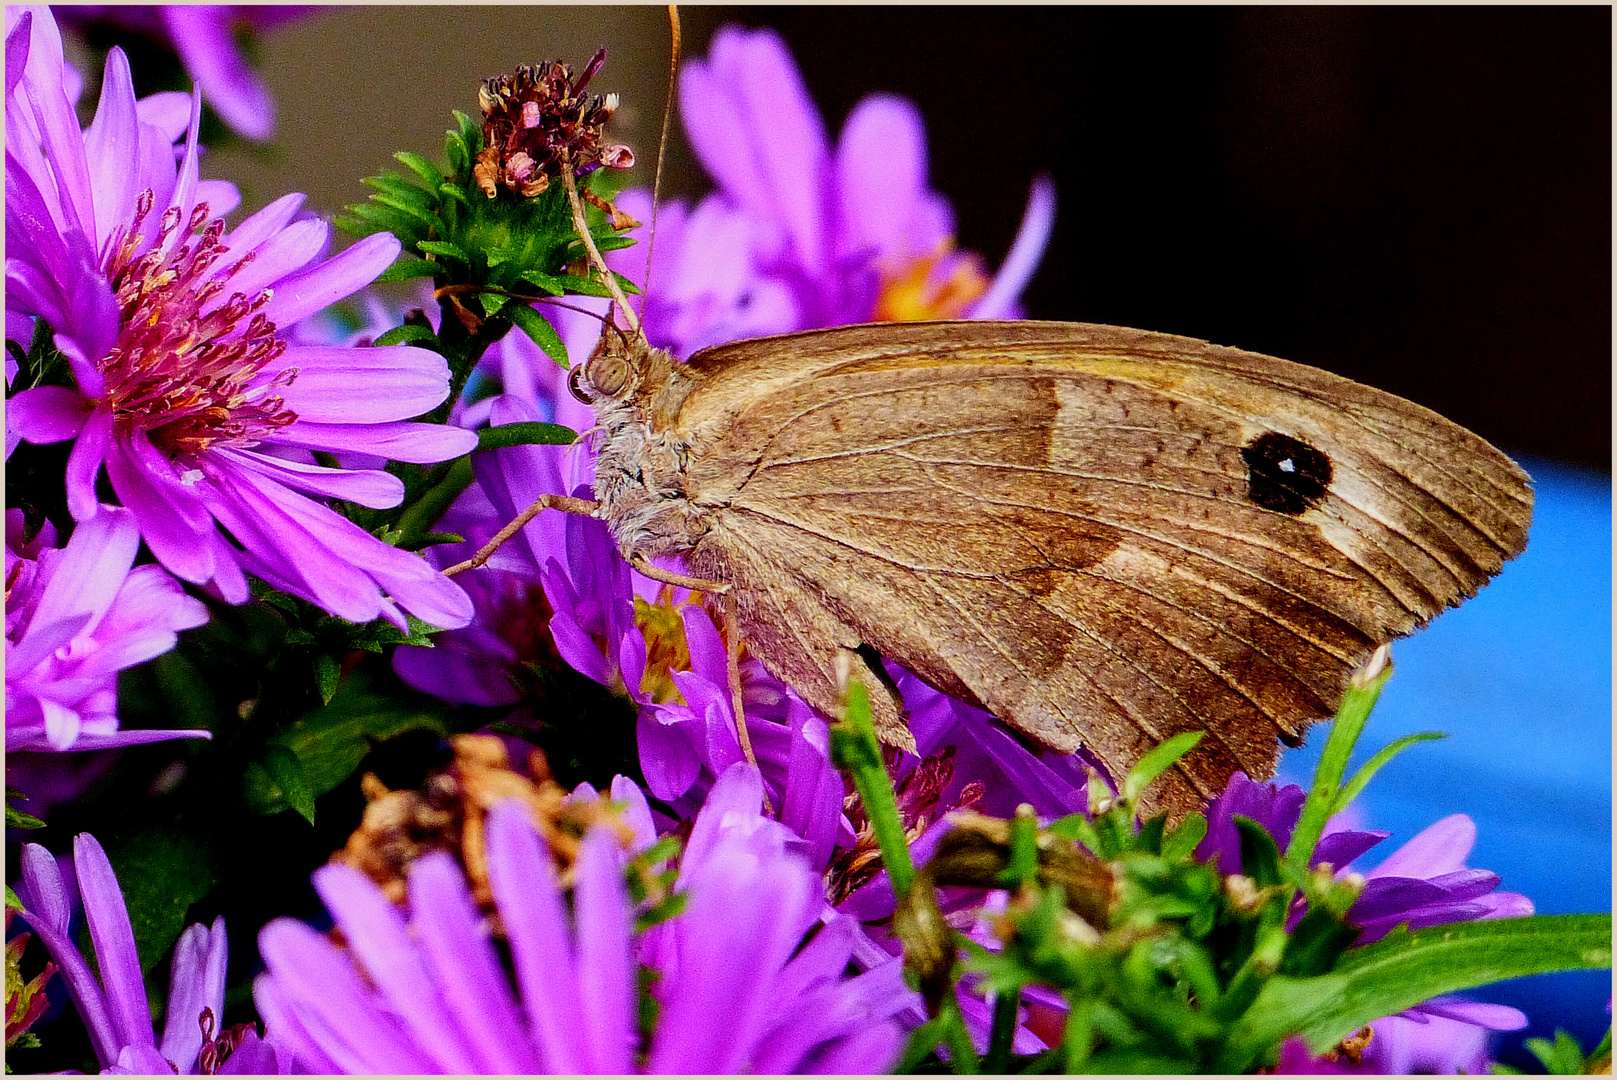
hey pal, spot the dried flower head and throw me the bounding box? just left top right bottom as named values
left=473, top=50, right=636, bottom=201
left=332, top=735, right=635, bottom=913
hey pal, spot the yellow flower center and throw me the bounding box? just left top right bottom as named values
left=633, top=588, right=701, bottom=704
left=872, top=243, right=991, bottom=322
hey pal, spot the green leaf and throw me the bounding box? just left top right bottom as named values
left=6, top=885, right=23, bottom=911
left=1123, top=732, right=1205, bottom=804
left=1161, top=812, right=1208, bottom=862
left=314, top=653, right=341, bottom=706
left=1286, top=659, right=1392, bottom=872
left=242, top=672, right=448, bottom=816
left=105, top=830, right=218, bottom=974
left=6, top=805, right=45, bottom=831
left=477, top=421, right=578, bottom=451
left=1219, top=915, right=1614, bottom=1072
left=395, top=150, right=444, bottom=187
left=373, top=324, right=437, bottom=347
left=260, top=745, right=317, bottom=825
left=1330, top=731, right=1447, bottom=816
left=417, top=239, right=469, bottom=262
left=506, top=303, right=568, bottom=366
left=1526, top=1029, right=1590, bottom=1074
left=1233, top=815, right=1283, bottom=887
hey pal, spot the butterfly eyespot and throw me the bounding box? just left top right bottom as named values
left=1242, top=431, right=1332, bottom=515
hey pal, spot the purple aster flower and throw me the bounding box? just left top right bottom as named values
left=14, top=833, right=288, bottom=1074
left=1198, top=772, right=1532, bottom=1072
left=1276, top=996, right=1534, bottom=1075
left=5, top=7, right=478, bottom=631
left=603, top=24, right=1057, bottom=359
left=6, top=505, right=209, bottom=751
left=53, top=5, right=313, bottom=141
left=254, top=762, right=907, bottom=1073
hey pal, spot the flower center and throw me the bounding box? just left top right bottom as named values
left=99, top=191, right=297, bottom=458
left=633, top=588, right=702, bottom=705
left=872, top=244, right=991, bottom=322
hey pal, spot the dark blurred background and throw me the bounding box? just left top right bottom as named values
left=745, top=7, right=1611, bottom=470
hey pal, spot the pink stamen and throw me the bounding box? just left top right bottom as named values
left=98, top=194, right=297, bottom=458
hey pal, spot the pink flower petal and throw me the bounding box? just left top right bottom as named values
left=74, top=833, right=157, bottom=1053
left=274, top=343, right=453, bottom=421
left=160, top=6, right=276, bottom=140
left=6, top=384, right=91, bottom=444
left=311, top=863, right=478, bottom=1073
left=213, top=445, right=405, bottom=509
left=265, top=420, right=477, bottom=464
left=969, top=174, right=1057, bottom=320
left=680, top=27, right=830, bottom=270
left=836, top=94, right=933, bottom=262
left=257, top=231, right=399, bottom=328
left=485, top=800, right=589, bottom=1075
left=572, top=828, right=635, bottom=1072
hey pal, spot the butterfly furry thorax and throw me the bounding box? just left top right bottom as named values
left=582, top=331, right=712, bottom=561
left=576, top=319, right=1533, bottom=817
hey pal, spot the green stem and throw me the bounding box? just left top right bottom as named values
left=985, top=987, right=1022, bottom=1073
left=830, top=681, right=915, bottom=896
left=1285, top=652, right=1392, bottom=873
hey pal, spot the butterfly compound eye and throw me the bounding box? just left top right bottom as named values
left=585, top=350, right=632, bottom=400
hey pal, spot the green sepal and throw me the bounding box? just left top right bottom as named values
left=6, top=805, right=45, bottom=831
left=633, top=891, right=688, bottom=934
left=6, top=885, right=23, bottom=911
left=417, top=239, right=470, bottom=262
left=1233, top=815, right=1283, bottom=888
left=1523, top=1029, right=1590, bottom=1074
left=1161, top=812, right=1208, bottom=862
left=314, top=653, right=341, bottom=706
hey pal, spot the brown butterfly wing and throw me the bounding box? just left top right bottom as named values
left=671, top=321, right=1533, bottom=815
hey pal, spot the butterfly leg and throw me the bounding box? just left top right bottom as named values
left=441, top=493, right=600, bottom=576
left=623, top=554, right=772, bottom=810
left=725, top=589, right=773, bottom=815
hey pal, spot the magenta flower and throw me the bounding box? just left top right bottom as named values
left=604, top=24, right=1057, bottom=359
left=1197, top=772, right=1532, bottom=1072
left=6, top=506, right=209, bottom=751
left=254, top=763, right=907, bottom=1073
left=15, top=833, right=287, bottom=1074
left=53, top=5, right=312, bottom=141
left=5, top=7, right=477, bottom=631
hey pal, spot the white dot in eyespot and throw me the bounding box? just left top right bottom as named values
left=1278, top=458, right=1296, bottom=473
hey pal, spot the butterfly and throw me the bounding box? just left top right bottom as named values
left=568, top=315, right=1532, bottom=816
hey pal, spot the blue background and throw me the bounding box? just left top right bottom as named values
left=1277, top=458, right=1612, bottom=1063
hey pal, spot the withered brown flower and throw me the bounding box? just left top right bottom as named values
left=473, top=50, right=636, bottom=207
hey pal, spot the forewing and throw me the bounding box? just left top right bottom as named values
left=675, top=322, right=1533, bottom=813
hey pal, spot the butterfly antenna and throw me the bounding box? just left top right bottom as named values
left=642, top=5, right=681, bottom=312
left=561, top=163, right=640, bottom=337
